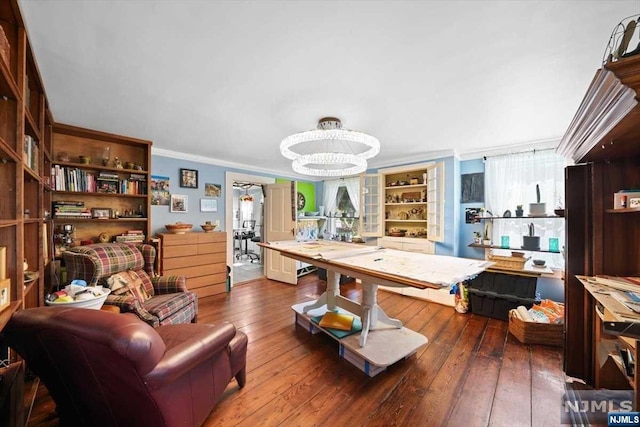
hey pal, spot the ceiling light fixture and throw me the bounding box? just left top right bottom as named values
left=280, top=117, right=380, bottom=177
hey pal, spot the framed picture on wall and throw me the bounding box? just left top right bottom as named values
left=204, top=183, right=221, bottom=197
left=170, top=194, right=188, bottom=213
left=200, top=198, right=218, bottom=212
left=180, top=168, right=198, bottom=188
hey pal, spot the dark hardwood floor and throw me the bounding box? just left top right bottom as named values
left=26, top=273, right=567, bottom=426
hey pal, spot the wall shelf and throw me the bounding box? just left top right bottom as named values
left=468, top=242, right=561, bottom=254
left=606, top=207, right=640, bottom=213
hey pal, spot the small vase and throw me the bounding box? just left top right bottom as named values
left=482, top=239, right=492, bottom=246
left=515, top=209, right=524, bottom=217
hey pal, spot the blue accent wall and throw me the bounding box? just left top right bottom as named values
left=458, top=158, right=485, bottom=260
left=151, top=155, right=317, bottom=236
left=151, top=156, right=228, bottom=237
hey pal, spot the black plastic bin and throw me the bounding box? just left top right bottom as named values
left=467, top=271, right=537, bottom=298
left=468, top=288, right=538, bottom=321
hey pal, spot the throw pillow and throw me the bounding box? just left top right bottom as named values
left=107, top=270, right=151, bottom=303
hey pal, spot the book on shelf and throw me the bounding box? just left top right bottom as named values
left=318, top=312, right=354, bottom=331
left=115, top=233, right=145, bottom=243
left=23, top=135, right=38, bottom=172
left=97, top=181, right=118, bottom=194
left=98, top=171, right=119, bottom=180
left=53, top=200, right=85, bottom=206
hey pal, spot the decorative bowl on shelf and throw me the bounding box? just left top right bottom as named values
left=165, top=223, right=193, bottom=234
left=532, top=259, right=546, bottom=267
left=511, top=251, right=525, bottom=258
left=554, top=208, right=565, bottom=217
left=389, top=231, right=406, bottom=237
left=304, top=211, right=320, bottom=216
left=200, top=223, right=217, bottom=233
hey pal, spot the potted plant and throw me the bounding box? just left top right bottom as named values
left=473, top=231, right=482, bottom=244
left=482, top=222, right=492, bottom=246
left=515, top=205, right=524, bottom=217
left=522, top=222, right=540, bottom=250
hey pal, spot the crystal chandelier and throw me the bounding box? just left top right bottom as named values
left=280, top=117, right=380, bottom=177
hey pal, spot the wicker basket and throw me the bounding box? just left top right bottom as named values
left=488, top=254, right=527, bottom=270
left=508, top=310, right=564, bottom=346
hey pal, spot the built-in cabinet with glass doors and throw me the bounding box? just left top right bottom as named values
left=360, top=161, right=444, bottom=254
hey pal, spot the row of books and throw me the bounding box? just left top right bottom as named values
left=115, top=230, right=145, bottom=243
left=51, top=166, right=147, bottom=195
left=23, top=135, right=39, bottom=172
left=53, top=201, right=91, bottom=219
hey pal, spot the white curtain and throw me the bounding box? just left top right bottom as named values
left=485, top=149, right=566, bottom=266
left=323, top=179, right=341, bottom=217
left=343, top=177, right=360, bottom=216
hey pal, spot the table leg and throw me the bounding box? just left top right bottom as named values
left=359, top=281, right=403, bottom=347
left=302, top=269, right=341, bottom=314
left=360, top=306, right=371, bottom=347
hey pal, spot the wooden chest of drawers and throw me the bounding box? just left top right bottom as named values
left=156, top=232, right=227, bottom=299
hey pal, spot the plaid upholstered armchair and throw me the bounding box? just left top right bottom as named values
left=63, top=243, right=198, bottom=327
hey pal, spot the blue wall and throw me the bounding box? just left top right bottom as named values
left=151, top=155, right=317, bottom=236
left=458, top=158, right=485, bottom=260
left=152, top=156, right=227, bottom=236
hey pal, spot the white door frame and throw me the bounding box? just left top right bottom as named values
left=225, top=172, right=275, bottom=287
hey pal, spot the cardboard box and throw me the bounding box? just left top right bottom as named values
left=0, top=278, right=10, bottom=312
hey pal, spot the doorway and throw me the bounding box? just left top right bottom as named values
left=225, top=172, right=275, bottom=286
left=232, top=182, right=263, bottom=283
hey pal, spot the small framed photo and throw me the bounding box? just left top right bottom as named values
left=91, top=207, right=112, bottom=219
left=630, top=197, right=640, bottom=208
left=180, top=168, right=198, bottom=188
left=170, top=194, right=188, bottom=213
left=204, top=183, right=221, bottom=197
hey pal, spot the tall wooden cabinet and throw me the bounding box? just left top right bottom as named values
left=558, top=55, right=640, bottom=386
left=0, top=0, right=52, bottom=328
left=51, top=123, right=152, bottom=250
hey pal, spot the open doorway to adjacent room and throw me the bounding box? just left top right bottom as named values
left=225, top=172, right=275, bottom=286
left=232, top=182, right=263, bottom=283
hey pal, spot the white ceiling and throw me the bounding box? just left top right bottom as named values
left=18, top=0, right=640, bottom=178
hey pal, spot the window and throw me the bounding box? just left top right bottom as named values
left=322, top=177, right=360, bottom=238
left=485, top=149, right=567, bottom=267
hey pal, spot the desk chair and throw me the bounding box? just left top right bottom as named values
left=242, top=220, right=260, bottom=263
left=234, top=220, right=257, bottom=261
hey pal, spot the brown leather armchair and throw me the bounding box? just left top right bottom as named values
left=3, top=307, right=247, bottom=427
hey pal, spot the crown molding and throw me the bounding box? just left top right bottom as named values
left=457, top=138, right=561, bottom=160
left=152, top=147, right=315, bottom=181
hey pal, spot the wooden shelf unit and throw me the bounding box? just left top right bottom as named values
left=559, top=54, right=640, bottom=393
left=0, top=0, right=52, bottom=325
left=51, top=123, right=152, bottom=247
